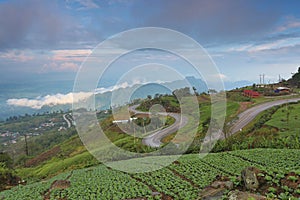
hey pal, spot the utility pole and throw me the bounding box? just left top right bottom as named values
left=279, top=74, right=281, bottom=82
left=259, top=74, right=262, bottom=84
left=24, top=134, right=29, bottom=156
left=262, top=74, right=265, bottom=84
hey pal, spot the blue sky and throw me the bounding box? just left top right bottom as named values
left=1, top=0, right=300, bottom=85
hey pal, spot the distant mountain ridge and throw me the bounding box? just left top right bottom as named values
left=1, top=77, right=253, bottom=120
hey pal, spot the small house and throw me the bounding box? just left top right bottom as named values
left=274, top=87, right=290, bottom=94
left=243, top=90, right=260, bottom=98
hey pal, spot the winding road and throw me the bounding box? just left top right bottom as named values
left=129, top=105, right=188, bottom=147
left=229, top=97, right=300, bottom=135
left=63, top=114, right=72, bottom=128
left=129, top=97, right=300, bottom=147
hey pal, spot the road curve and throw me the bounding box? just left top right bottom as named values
left=129, top=105, right=188, bottom=147
left=229, top=97, right=300, bottom=135
left=63, top=114, right=72, bottom=128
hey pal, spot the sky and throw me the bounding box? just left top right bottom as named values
left=1, top=0, right=300, bottom=96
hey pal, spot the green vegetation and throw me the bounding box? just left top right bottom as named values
left=265, top=103, right=300, bottom=135
left=1, top=83, right=300, bottom=199
left=0, top=111, right=77, bottom=161
left=1, top=149, right=299, bottom=199
left=137, top=94, right=180, bottom=113
left=214, top=102, right=300, bottom=152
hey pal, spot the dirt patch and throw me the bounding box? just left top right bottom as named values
left=172, top=160, right=180, bottom=165
left=43, top=171, right=73, bottom=200
left=43, top=180, right=71, bottom=200
left=0, top=173, right=22, bottom=192
left=25, top=146, right=61, bottom=167
left=237, top=102, right=253, bottom=114
left=281, top=172, right=300, bottom=191
left=50, top=180, right=71, bottom=190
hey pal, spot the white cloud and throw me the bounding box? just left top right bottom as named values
left=67, top=0, right=100, bottom=9
left=7, top=92, right=92, bottom=109
left=51, top=49, right=92, bottom=62
left=6, top=80, right=167, bottom=109
left=94, top=80, right=152, bottom=94
left=226, top=37, right=300, bottom=53
left=276, top=17, right=300, bottom=32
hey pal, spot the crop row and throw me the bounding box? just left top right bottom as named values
left=229, top=149, right=300, bottom=172
left=0, top=171, right=71, bottom=200
left=198, top=152, right=260, bottom=175
left=133, top=167, right=200, bottom=200
left=168, top=154, right=225, bottom=188
left=50, top=165, right=153, bottom=200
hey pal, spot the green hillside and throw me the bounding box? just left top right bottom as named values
left=1, top=90, right=300, bottom=199
left=1, top=149, right=299, bottom=200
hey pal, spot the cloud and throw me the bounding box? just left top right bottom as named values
left=51, top=49, right=92, bottom=62
left=94, top=80, right=147, bottom=94
left=71, top=0, right=100, bottom=9
left=276, top=17, right=300, bottom=32
left=132, top=0, right=281, bottom=43
left=7, top=92, right=93, bottom=109
left=38, top=49, right=92, bottom=73
left=0, top=0, right=95, bottom=50
left=0, top=0, right=79, bottom=50
left=60, top=62, right=79, bottom=71
left=226, top=37, right=300, bottom=53
left=6, top=80, right=164, bottom=109
left=41, top=62, right=79, bottom=73
left=0, top=50, right=34, bottom=62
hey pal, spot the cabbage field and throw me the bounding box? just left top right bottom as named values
left=1, top=148, right=299, bottom=200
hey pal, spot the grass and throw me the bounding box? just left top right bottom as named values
left=251, top=93, right=300, bottom=106
left=225, top=101, right=240, bottom=122
left=265, top=102, right=300, bottom=135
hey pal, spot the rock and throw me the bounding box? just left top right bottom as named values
left=199, top=187, right=227, bottom=200
left=228, top=190, right=266, bottom=200
left=241, top=167, right=259, bottom=190
left=50, top=180, right=71, bottom=190
left=211, top=181, right=233, bottom=190
left=224, top=181, right=234, bottom=190
left=152, top=191, right=160, bottom=196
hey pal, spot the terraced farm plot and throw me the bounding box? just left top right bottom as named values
left=0, top=172, right=71, bottom=200
left=168, top=155, right=224, bottom=188
left=52, top=165, right=153, bottom=200
left=229, top=148, right=300, bottom=172
left=200, top=152, right=262, bottom=175
left=133, top=168, right=201, bottom=200
left=1, top=149, right=300, bottom=200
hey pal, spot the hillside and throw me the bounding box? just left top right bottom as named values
left=1, top=149, right=300, bottom=199
left=1, top=89, right=300, bottom=199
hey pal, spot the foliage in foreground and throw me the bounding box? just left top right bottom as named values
left=1, top=149, right=299, bottom=200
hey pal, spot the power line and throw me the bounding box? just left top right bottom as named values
left=259, top=74, right=265, bottom=84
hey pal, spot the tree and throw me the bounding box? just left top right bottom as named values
left=0, top=152, right=13, bottom=168
left=192, top=86, right=198, bottom=96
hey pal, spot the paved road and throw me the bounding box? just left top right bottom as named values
left=129, top=105, right=188, bottom=147
left=229, top=97, right=300, bottom=135
left=129, top=97, right=300, bottom=147
left=63, top=114, right=72, bottom=128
